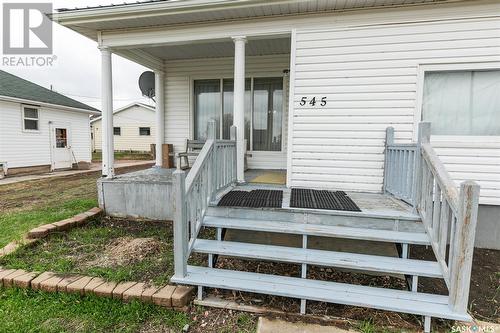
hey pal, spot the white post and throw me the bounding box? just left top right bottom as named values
left=413, top=122, right=431, bottom=210
left=100, top=47, right=114, bottom=178
left=232, top=36, right=246, bottom=183
left=173, top=169, right=187, bottom=279
left=449, top=181, right=480, bottom=313
left=154, top=70, right=165, bottom=167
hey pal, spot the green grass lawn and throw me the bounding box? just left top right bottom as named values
left=0, top=174, right=99, bottom=248
left=92, top=151, right=153, bottom=162
left=0, top=170, right=260, bottom=333
left=0, top=287, right=190, bottom=333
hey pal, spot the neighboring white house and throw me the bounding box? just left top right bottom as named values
left=0, top=70, right=99, bottom=176
left=90, top=102, right=155, bottom=152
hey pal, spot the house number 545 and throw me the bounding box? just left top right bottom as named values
left=299, top=96, right=327, bottom=107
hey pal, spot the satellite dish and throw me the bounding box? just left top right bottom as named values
left=138, top=71, right=155, bottom=99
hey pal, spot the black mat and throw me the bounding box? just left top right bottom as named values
left=290, top=188, right=361, bottom=212
left=217, top=190, right=283, bottom=208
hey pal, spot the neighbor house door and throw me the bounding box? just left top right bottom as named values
left=51, top=125, right=72, bottom=170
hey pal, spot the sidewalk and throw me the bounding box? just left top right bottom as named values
left=0, top=160, right=155, bottom=186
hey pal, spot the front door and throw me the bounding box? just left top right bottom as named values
left=51, top=126, right=72, bottom=169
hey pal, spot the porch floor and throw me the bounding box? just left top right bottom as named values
left=215, top=183, right=419, bottom=221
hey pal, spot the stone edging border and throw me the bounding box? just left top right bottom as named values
left=0, top=268, right=194, bottom=309
left=0, top=207, right=103, bottom=257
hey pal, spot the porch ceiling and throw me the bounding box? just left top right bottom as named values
left=142, top=37, right=291, bottom=61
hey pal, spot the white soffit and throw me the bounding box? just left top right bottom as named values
left=143, top=37, right=291, bottom=60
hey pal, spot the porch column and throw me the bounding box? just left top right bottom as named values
left=232, top=36, right=246, bottom=183
left=100, top=47, right=114, bottom=178
left=154, top=70, right=165, bottom=167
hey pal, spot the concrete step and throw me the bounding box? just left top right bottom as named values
left=193, top=239, right=443, bottom=278
left=171, top=266, right=470, bottom=321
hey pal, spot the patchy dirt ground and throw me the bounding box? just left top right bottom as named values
left=87, top=236, right=162, bottom=268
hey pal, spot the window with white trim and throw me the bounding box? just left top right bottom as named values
left=23, top=106, right=39, bottom=131
left=422, top=69, right=500, bottom=136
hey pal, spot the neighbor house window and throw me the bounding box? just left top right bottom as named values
left=422, top=69, right=500, bottom=136
left=23, top=106, right=39, bottom=131
left=139, top=127, right=151, bottom=136
left=113, top=127, right=121, bottom=135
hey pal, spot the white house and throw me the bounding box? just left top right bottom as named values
left=53, top=1, right=500, bottom=330
left=0, top=70, right=99, bottom=176
left=90, top=102, right=155, bottom=152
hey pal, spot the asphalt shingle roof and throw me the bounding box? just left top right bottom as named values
left=0, top=70, right=99, bottom=112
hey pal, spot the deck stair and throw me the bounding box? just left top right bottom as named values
left=174, top=266, right=470, bottom=321
left=172, top=206, right=471, bottom=323
left=192, top=238, right=442, bottom=278
left=171, top=122, right=479, bottom=333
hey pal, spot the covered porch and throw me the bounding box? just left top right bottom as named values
left=98, top=34, right=292, bottom=181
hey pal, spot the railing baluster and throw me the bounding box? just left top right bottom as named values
left=438, top=200, right=450, bottom=260
left=432, top=183, right=442, bottom=241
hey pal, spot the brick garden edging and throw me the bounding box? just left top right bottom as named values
left=0, top=207, right=103, bottom=258
left=0, top=267, right=194, bottom=309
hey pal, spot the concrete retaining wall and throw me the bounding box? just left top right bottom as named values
left=98, top=168, right=174, bottom=220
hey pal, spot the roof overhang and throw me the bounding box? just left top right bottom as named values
left=52, top=0, right=463, bottom=43
left=90, top=102, right=154, bottom=123
left=52, top=0, right=473, bottom=69
left=0, top=95, right=101, bottom=115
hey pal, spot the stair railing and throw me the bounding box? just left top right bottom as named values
left=385, top=122, right=480, bottom=314
left=383, top=127, right=418, bottom=205
left=173, top=119, right=237, bottom=279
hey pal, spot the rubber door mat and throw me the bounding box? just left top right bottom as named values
left=290, top=188, right=361, bottom=212
left=217, top=190, right=283, bottom=208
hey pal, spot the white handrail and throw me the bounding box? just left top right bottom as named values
left=173, top=120, right=237, bottom=280
left=384, top=122, right=480, bottom=314
left=413, top=123, right=480, bottom=314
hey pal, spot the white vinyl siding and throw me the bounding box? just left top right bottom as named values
left=163, top=54, right=290, bottom=169
left=0, top=100, right=91, bottom=169
left=290, top=17, right=500, bottom=204
left=91, top=105, right=155, bottom=152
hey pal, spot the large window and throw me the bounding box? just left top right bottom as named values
left=23, top=106, right=39, bottom=131
left=422, top=69, right=500, bottom=136
left=193, top=78, right=280, bottom=151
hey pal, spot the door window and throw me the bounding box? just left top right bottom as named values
left=194, top=79, right=220, bottom=140
left=252, top=78, right=283, bottom=151
left=55, top=128, right=67, bottom=148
